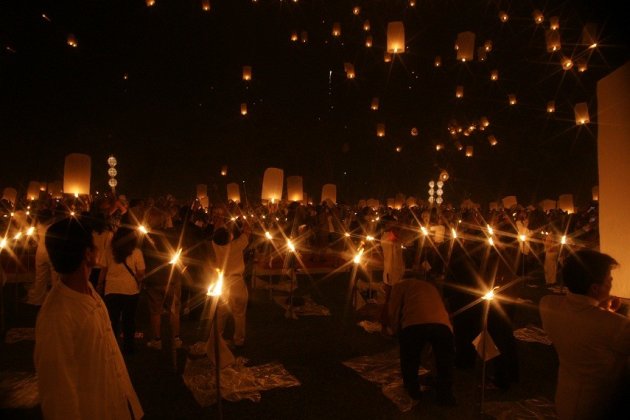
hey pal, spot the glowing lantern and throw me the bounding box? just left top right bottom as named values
left=387, top=21, right=405, bottom=53
left=332, top=22, right=341, bottom=37
left=386, top=198, right=395, bottom=208
left=502, top=196, right=517, bottom=209
left=196, top=184, right=208, bottom=199
left=455, top=31, right=475, bottom=62
left=366, top=199, right=379, bottom=209
left=582, top=23, right=598, bottom=48
left=394, top=193, right=405, bottom=210
left=63, top=153, right=91, bottom=196
left=240, top=103, right=248, bottom=115
left=574, top=102, right=589, bottom=125
left=561, top=57, right=573, bottom=70
left=508, top=94, right=517, bottom=105
left=371, top=97, right=379, bottom=111
left=287, top=176, right=303, bottom=202
left=532, top=9, right=544, bottom=24
left=592, top=186, right=599, bottom=201
left=344, top=63, right=356, bottom=79
left=67, top=34, right=78, bottom=48
left=465, top=146, right=473, bottom=157
left=321, top=184, right=337, bottom=204
left=353, top=6, right=360, bottom=15
left=434, top=56, right=442, bottom=67
left=499, top=11, right=509, bottom=22
left=436, top=143, right=444, bottom=151
left=480, top=117, right=490, bottom=127
left=490, top=69, right=499, bottom=81
left=220, top=165, right=228, bottom=176
left=201, top=0, right=210, bottom=11
left=290, top=31, right=298, bottom=42
left=558, top=194, right=575, bottom=214
left=549, top=16, right=560, bottom=30
left=242, top=66, right=252, bottom=81
left=384, top=52, right=392, bottom=63
left=411, top=127, right=418, bottom=136
left=477, top=47, right=487, bottom=62
left=27, top=181, right=40, bottom=200
left=365, top=35, right=373, bottom=48
left=406, top=197, right=417, bottom=207
left=376, top=123, right=386, bottom=137
left=547, top=100, right=556, bottom=113
left=455, top=85, right=464, bottom=98
left=199, top=196, right=209, bottom=209
left=576, top=58, right=588, bottom=72
left=455, top=141, right=463, bottom=151
left=540, top=199, right=557, bottom=212
left=395, top=146, right=402, bottom=153
left=409, top=0, right=416, bottom=6
left=484, top=40, right=493, bottom=52
left=2, top=187, right=17, bottom=204
left=439, top=170, right=449, bottom=182
left=146, top=0, right=155, bottom=6
left=300, top=31, right=308, bottom=43
left=488, top=135, right=498, bottom=146
left=48, top=181, right=63, bottom=199
left=262, top=168, right=284, bottom=203
left=545, top=30, right=561, bottom=52
left=363, top=20, right=370, bottom=31
left=227, top=183, right=241, bottom=203
left=489, top=202, right=498, bottom=211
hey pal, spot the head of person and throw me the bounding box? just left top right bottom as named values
left=562, top=250, right=618, bottom=301
left=45, top=217, right=95, bottom=275
left=112, top=227, right=138, bottom=264
left=212, top=227, right=231, bottom=246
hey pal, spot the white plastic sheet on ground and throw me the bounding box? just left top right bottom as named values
left=513, top=326, right=552, bottom=346
left=0, top=372, right=39, bottom=409
left=4, top=328, right=35, bottom=344
left=484, top=397, right=557, bottom=419
left=183, top=343, right=301, bottom=407
left=272, top=295, right=331, bottom=317
left=342, top=348, right=430, bottom=412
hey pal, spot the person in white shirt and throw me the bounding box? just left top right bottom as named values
left=540, top=250, right=630, bottom=420
left=35, top=217, right=143, bottom=419
left=26, top=210, right=60, bottom=306
left=380, top=216, right=405, bottom=332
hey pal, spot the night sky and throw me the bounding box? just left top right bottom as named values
left=1, top=0, right=627, bottom=205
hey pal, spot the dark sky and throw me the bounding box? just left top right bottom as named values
left=0, top=0, right=627, bottom=205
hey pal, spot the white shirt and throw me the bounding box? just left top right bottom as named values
left=213, top=233, right=248, bottom=277
left=92, top=231, right=113, bottom=268
left=103, top=248, right=145, bottom=295
left=381, top=231, right=404, bottom=286
left=540, top=292, right=630, bottom=420
left=35, top=281, right=143, bottom=419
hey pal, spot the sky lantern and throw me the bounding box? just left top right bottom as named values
left=455, top=31, right=475, bottom=62
left=480, top=117, right=490, bottom=127
left=409, top=0, right=416, bottom=6
left=196, top=184, right=208, bottom=199
left=558, top=194, right=575, bottom=213
left=384, top=52, right=392, bottom=63
left=290, top=31, right=298, bottom=42
left=352, top=6, right=360, bottom=15
left=394, top=194, right=405, bottom=210
left=146, top=0, right=155, bottom=7
left=67, top=34, right=78, bottom=48
left=576, top=58, right=588, bottom=72
left=64, top=153, right=91, bottom=196
left=465, top=146, right=473, bottom=157
left=300, top=31, right=308, bottom=43
left=406, top=196, right=417, bottom=207
left=582, top=23, right=598, bottom=48
left=545, top=30, right=561, bottom=52
left=287, top=176, right=303, bottom=202
left=454, top=141, right=463, bottom=151
left=2, top=188, right=17, bottom=204
left=574, top=102, right=590, bottom=125
left=332, top=22, right=341, bottom=37
left=488, top=135, right=498, bottom=146
left=508, top=94, right=517, bottom=105
left=502, top=196, right=517, bottom=209
left=344, top=62, right=356, bottom=79
left=561, top=56, right=573, bottom=70
left=387, top=21, right=405, bottom=53
left=321, top=184, right=337, bottom=204
left=436, top=143, right=444, bottom=151
left=547, top=100, right=556, bottom=113
left=434, top=56, right=442, bottom=67
left=532, top=10, right=544, bottom=24
left=371, top=97, right=379, bottom=111
left=201, top=0, right=210, bottom=11
left=27, top=181, right=40, bottom=200
left=592, top=186, right=599, bottom=201
left=455, top=85, right=464, bottom=98
left=484, top=40, right=493, bottom=52
left=363, top=20, right=370, bottom=31
left=366, top=198, right=379, bottom=209
left=47, top=181, right=63, bottom=199
left=376, top=123, right=385, bottom=137
left=386, top=198, right=395, bottom=208
left=365, top=35, right=373, bottom=48
left=477, top=47, right=487, bottom=61
left=261, top=168, right=284, bottom=203
left=539, top=199, right=557, bottom=212
left=549, top=16, right=560, bottom=30
left=499, top=11, right=509, bottom=23
left=240, top=103, right=248, bottom=115
left=411, top=127, right=418, bottom=136
left=220, top=165, right=228, bottom=176
left=242, top=65, right=252, bottom=81
left=227, top=183, right=241, bottom=203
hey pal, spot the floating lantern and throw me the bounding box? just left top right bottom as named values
left=63, top=153, right=91, bottom=196
left=220, top=165, right=228, bottom=176
left=363, top=20, right=370, bottom=31
left=488, top=135, right=498, bottom=146
left=300, top=31, right=308, bottom=43
left=434, top=56, right=442, bottom=67
left=592, top=186, right=599, bottom=201
left=394, top=193, right=405, bottom=210
left=558, top=194, right=575, bottom=214
left=358, top=199, right=367, bottom=209
left=561, top=56, right=573, bottom=70
left=465, top=146, right=473, bottom=157
left=146, top=0, right=155, bottom=6
left=365, top=35, right=373, bottom=48
left=395, top=146, right=402, bottom=153
left=353, top=6, right=360, bottom=15
left=582, top=23, right=598, bottom=48
left=344, top=62, right=356, bottom=79
left=484, top=40, right=493, bottom=52
left=490, top=69, right=499, bottom=81
left=455, top=141, right=463, bottom=151
left=240, top=103, right=248, bottom=115
left=439, top=170, right=449, bottom=182
left=27, top=181, right=40, bottom=200
left=384, top=52, right=392, bottom=63
left=261, top=168, right=284, bottom=202
left=201, top=0, right=210, bottom=11
left=386, top=198, right=395, bottom=208
left=242, top=65, right=252, bottom=81
left=321, top=184, right=337, bottom=204
left=455, top=31, right=475, bottom=62
left=489, top=202, right=498, bottom=211
left=332, top=22, right=341, bottom=37
left=48, top=182, right=63, bottom=199
left=366, top=198, right=379, bottom=209
left=477, top=47, right=487, bottom=62
left=287, top=176, right=303, bottom=202
left=387, top=21, right=405, bottom=53
left=545, top=30, right=561, bottom=52
left=409, top=0, right=416, bottom=6
left=227, top=183, right=241, bottom=203
left=406, top=197, right=417, bottom=207
left=67, top=34, right=78, bottom=48
left=2, top=187, right=17, bottom=204
left=499, top=11, right=509, bottom=22
left=574, top=102, right=589, bottom=125
left=508, top=94, right=517, bottom=105
left=480, top=117, right=490, bottom=127
left=532, top=9, right=544, bottom=24
left=455, top=85, right=464, bottom=98
left=196, top=184, right=208, bottom=199
left=539, top=199, right=557, bottom=212
left=502, top=196, right=517, bottom=209
left=436, top=143, right=444, bottom=151
left=199, top=197, right=209, bottom=209
left=290, top=31, right=298, bottom=42
left=370, top=97, right=379, bottom=111
left=549, top=16, right=560, bottom=30
left=376, top=123, right=385, bottom=137
left=410, top=127, right=418, bottom=136
left=576, top=58, right=588, bottom=72
left=547, top=100, right=556, bottom=113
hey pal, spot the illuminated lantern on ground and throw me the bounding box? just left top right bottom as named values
left=227, top=183, right=241, bottom=203
left=592, top=186, right=599, bottom=201
left=376, top=123, right=385, bottom=137
left=220, top=165, right=228, bottom=176
left=384, top=52, right=392, bottom=63
left=201, top=0, right=210, bottom=11
left=240, top=103, right=248, bottom=115
left=363, top=20, right=370, bottom=31
left=365, top=35, right=373, bottom=48
left=196, top=184, right=208, bottom=199
left=558, top=194, right=575, bottom=214
left=262, top=168, right=284, bottom=203
left=387, top=21, right=405, bottom=53
left=545, top=30, right=561, bottom=52
left=532, top=10, right=544, bottom=24
left=540, top=199, right=557, bottom=212
left=67, top=34, right=78, bottom=48
left=488, top=135, right=498, bottom=146
left=455, top=31, right=475, bottom=62
left=574, top=102, right=590, bottom=125
left=64, top=153, right=91, bottom=196
left=48, top=182, right=63, bottom=199
left=582, top=23, right=598, bottom=48
left=371, top=97, right=379, bottom=111
left=455, top=85, right=464, bottom=98
left=242, top=66, right=252, bottom=81
left=547, top=100, right=556, bottom=113
left=344, top=63, right=356, bottom=79
left=287, top=176, right=303, bottom=202
left=434, top=56, right=442, bottom=67
left=465, top=146, right=473, bottom=157
left=321, top=184, right=337, bottom=204
left=549, top=16, right=560, bottom=30
left=332, top=22, right=341, bottom=37
left=508, top=94, right=517, bottom=105
left=27, top=182, right=40, bottom=200
left=502, top=196, right=517, bottom=209
left=2, top=187, right=17, bottom=204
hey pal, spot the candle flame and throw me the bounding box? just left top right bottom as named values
left=13, top=232, right=22, bottom=240
left=483, top=287, right=498, bottom=301
left=265, top=231, right=272, bottom=240
left=519, top=234, right=527, bottom=242
left=0, top=238, right=7, bottom=249
left=451, top=228, right=457, bottom=239
left=486, top=224, right=494, bottom=235
left=287, top=239, right=296, bottom=253
left=138, top=225, right=148, bottom=234
left=560, top=235, right=567, bottom=245
left=207, top=269, right=224, bottom=296
left=488, top=237, right=494, bottom=246
left=420, top=226, right=429, bottom=236
left=170, top=248, right=182, bottom=264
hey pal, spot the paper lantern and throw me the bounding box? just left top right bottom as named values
left=464, top=146, right=473, bottom=157
left=480, top=117, right=490, bottom=127
left=352, top=6, right=360, bottom=15
left=358, top=199, right=367, bottom=209
left=540, top=199, right=557, bottom=212
left=439, top=171, right=449, bottom=182
left=363, top=20, right=370, bottom=31
left=489, top=202, right=499, bottom=211
left=549, top=16, right=560, bottom=30
left=220, top=165, right=228, bottom=176
left=2, top=187, right=17, bottom=204
left=366, top=199, right=379, bottom=209
left=508, top=94, right=517, bottom=105
left=576, top=58, right=588, bottom=72
left=455, top=85, right=464, bottom=98
left=387, top=22, right=405, bottom=53
left=395, top=146, right=402, bottom=153
left=321, top=184, right=337, bottom=204
left=332, top=22, right=341, bottom=37
left=502, top=196, right=517, bottom=209
left=63, top=153, right=91, bottom=195
left=436, top=143, right=444, bottom=151
left=455, top=141, right=463, bottom=151
left=386, top=198, right=395, bottom=208
left=547, top=100, right=556, bottom=113
left=27, top=181, right=40, bottom=200
left=488, top=135, right=498, bottom=146
left=227, top=183, right=241, bottom=203
left=455, top=31, right=475, bottom=62
left=484, top=40, right=493, bottom=52
left=532, top=9, right=544, bottom=24
left=498, top=11, right=509, bottom=22
left=242, top=66, right=252, bottom=81
left=545, top=30, right=561, bottom=52
left=406, top=197, right=417, bottom=207
left=370, top=97, right=379, bottom=111
left=365, top=35, right=373, bottom=48
left=201, top=0, right=210, bottom=11
left=411, top=127, right=418, bottom=136
left=290, top=31, right=298, bottom=42
left=196, top=184, right=208, bottom=199
left=489, top=69, right=499, bottom=81
left=561, top=57, right=573, bottom=70
left=376, top=123, right=385, bottom=137
left=558, top=194, right=575, bottom=214
left=67, top=34, right=78, bottom=48
left=592, top=186, right=599, bottom=201
left=582, top=23, right=598, bottom=48
left=146, top=0, right=155, bottom=6
left=344, top=63, right=356, bottom=79
left=48, top=182, right=63, bottom=199
left=409, top=0, right=416, bottom=6
left=384, top=52, right=392, bottom=63
left=261, top=168, right=284, bottom=202
left=286, top=176, right=303, bottom=202
left=240, top=103, right=248, bottom=116
left=477, top=47, right=487, bottom=62
left=434, top=56, right=442, bottom=67
left=300, top=31, right=308, bottom=43
left=199, top=197, right=209, bottom=209
left=574, top=102, right=590, bottom=125
left=393, top=193, right=405, bottom=210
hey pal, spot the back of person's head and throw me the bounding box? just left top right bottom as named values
left=562, top=250, right=618, bottom=295
left=91, top=212, right=107, bottom=234
left=45, top=217, right=94, bottom=274
left=212, top=227, right=230, bottom=246
left=112, top=227, right=138, bottom=264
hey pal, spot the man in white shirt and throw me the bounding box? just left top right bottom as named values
left=35, top=217, right=143, bottom=419
left=540, top=250, right=630, bottom=420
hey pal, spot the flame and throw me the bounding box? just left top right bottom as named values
left=287, top=239, right=296, bottom=253
left=265, top=231, right=272, bottom=240
left=483, top=287, right=499, bottom=301
left=170, top=248, right=182, bottom=265
left=138, top=225, right=148, bottom=234
left=207, top=269, right=224, bottom=296
left=353, top=247, right=364, bottom=264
